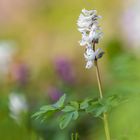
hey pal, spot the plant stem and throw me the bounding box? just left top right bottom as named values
left=75, top=132, right=79, bottom=140
left=71, top=133, right=74, bottom=140
left=94, top=60, right=111, bottom=140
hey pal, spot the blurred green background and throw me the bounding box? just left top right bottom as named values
left=0, top=0, right=140, bottom=140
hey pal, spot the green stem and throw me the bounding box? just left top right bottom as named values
left=71, top=132, right=79, bottom=140
left=95, top=60, right=111, bottom=140
left=75, top=133, right=79, bottom=140
left=71, top=133, right=74, bottom=140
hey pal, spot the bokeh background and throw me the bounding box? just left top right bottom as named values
left=0, top=0, right=140, bottom=140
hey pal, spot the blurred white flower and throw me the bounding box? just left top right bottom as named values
left=9, top=92, right=28, bottom=124
left=77, top=9, right=104, bottom=69
left=77, top=8, right=102, bottom=47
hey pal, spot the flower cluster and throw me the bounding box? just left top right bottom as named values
left=77, top=9, right=104, bottom=69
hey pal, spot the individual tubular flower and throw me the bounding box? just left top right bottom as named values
left=84, top=47, right=104, bottom=69
left=77, top=9, right=104, bottom=69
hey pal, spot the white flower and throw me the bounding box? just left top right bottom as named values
left=77, top=9, right=104, bottom=69
left=85, top=61, right=94, bottom=69
left=84, top=47, right=104, bottom=69
left=77, top=9, right=102, bottom=47
left=9, top=92, right=28, bottom=124
left=88, top=26, right=103, bottom=43
left=84, top=47, right=95, bottom=61
left=84, top=47, right=95, bottom=69
left=79, top=32, right=89, bottom=46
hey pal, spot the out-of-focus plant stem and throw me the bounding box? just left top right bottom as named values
left=71, top=133, right=74, bottom=140
left=75, top=133, right=79, bottom=140
left=94, top=60, right=111, bottom=140
left=71, top=132, right=79, bottom=140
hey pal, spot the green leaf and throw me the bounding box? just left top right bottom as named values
left=32, top=107, right=57, bottom=120
left=59, top=113, right=73, bottom=129
left=72, top=111, right=79, bottom=120
left=59, top=110, right=79, bottom=129
left=80, top=101, right=88, bottom=110
left=39, top=110, right=56, bottom=122
left=80, top=98, right=93, bottom=109
left=70, top=101, right=79, bottom=110
left=62, top=105, right=75, bottom=112
left=53, top=94, right=66, bottom=108
left=40, top=105, right=56, bottom=111
left=94, top=106, right=108, bottom=117
left=33, top=105, right=56, bottom=120
left=32, top=94, right=66, bottom=122
left=85, top=101, right=99, bottom=113
left=107, top=95, right=122, bottom=107
left=32, top=110, right=46, bottom=118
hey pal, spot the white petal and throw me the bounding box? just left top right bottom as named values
left=85, top=61, right=94, bottom=69
left=79, top=40, right=86, bottom=46
left=94, top=48, right=101, bottom=56
left=79, top=14, right=95, bottom=21
left=78, top=27, right=89, bottom=32
left=77, top=20, right=92, bottom=28
left=88, top=30, right=96, bottom=42
left=86, top=44, right=93, bottom=49
left=84, top=48, right=96, bottom=61
left=82, top=9, right=97, bottom=16
left=94, top=48, right=104, bottom=59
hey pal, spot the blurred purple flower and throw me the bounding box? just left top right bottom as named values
left=47, top=86, right=62, bottom=102
left=54, top=57, right=76, bottom=85
left=11, top=62, right=29, bottom=86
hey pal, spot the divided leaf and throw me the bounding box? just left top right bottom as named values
left=32, top=94, right=123, bottom=129
left=32, top=94, right=66, bottom=120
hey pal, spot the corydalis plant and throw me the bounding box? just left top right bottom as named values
left=77, top=9, right=104, bottom=69
left=77, top=9, right=111, bottom=140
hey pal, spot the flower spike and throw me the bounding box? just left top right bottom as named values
left=77, top=9, right=104, bottom=69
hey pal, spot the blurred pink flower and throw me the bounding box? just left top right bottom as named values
left=121, top=0, right=140, bottom=49
left=54, top=57, right=76, bottom=85
left=11, top=61, right=29, bottom=86
left=47, top=86, right=62, bottom=102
